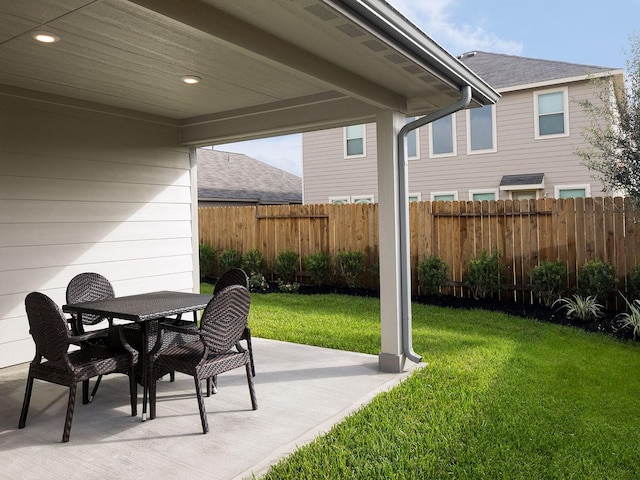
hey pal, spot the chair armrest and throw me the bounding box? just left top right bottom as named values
left=159, top=321, right=199, bottom=336
left=68, top=329, right=109, bottom=344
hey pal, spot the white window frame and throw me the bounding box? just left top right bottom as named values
left=469, top=189, right=499, bottom=201
left=466, top=105, right=497, bottom=154
left=329, top=195, right=375, bottom=204
left=408, top=192, right=422, bottom=202
left=344, top=124, right=366, bottom=158
left=329, top=196, right=350, bottom=204
left=534, top=87, right=570, bottom=139
left=429, top=113, right=457, bottom=158
left=554, top=184, right=591, bottom=198
left=351, top=194, right=375, bottom=204
left=406, top=117, right=420, bottom=160
left=430, top=191, right=458, bottom=201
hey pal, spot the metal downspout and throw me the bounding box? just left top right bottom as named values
left=397, top=86, right=473, bottom=364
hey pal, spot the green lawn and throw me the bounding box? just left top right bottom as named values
left=203, top=286, right=640, bottom=479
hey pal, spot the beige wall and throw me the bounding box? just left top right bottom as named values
left=302, top=79, right=606, bottom=204
left=0, top=94, right=195, bottom=368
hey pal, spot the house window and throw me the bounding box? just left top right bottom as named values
left=470, top=189, right=498, bottom=201
left=406, top=117, right=420, bottom=159
left=430, top=191, right=458, bottom=201
left=534, top=87, right=569, bottom=138
left=329, top=195, right=374, bottom=204
left=409, top=193, right=422, bottom=202
left=344, top=124, right=366, bottom=157
left=467, top=105, right=496, bottom=153
left=429, top=113, right=456, bottom=157
left=352, top=195, right=374, bottom=204
left=555, top=184, right=590, bottom=198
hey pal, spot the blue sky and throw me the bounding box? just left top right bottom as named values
left=215, top=0, right=640, bottom=176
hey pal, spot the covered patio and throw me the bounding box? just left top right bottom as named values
left=0, top=0, right=497, bottom=373
left=0, top=338, right=422, bottom=479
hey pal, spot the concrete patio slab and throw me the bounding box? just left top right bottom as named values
left=0, top=338, right=423, bottom=480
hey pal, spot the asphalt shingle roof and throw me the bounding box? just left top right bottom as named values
left=197, top=148, right=302, bottom=204
left=457, top=51, right=618, bottom=90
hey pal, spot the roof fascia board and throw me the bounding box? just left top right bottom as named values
left=331, top=0, right=500, bottom=106
left=498, top=69, right=625, bottom=93
left=128, top=0, right=406, bottom=112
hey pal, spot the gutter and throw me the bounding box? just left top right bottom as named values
left=397, top=86, right=472, bottom=364
left=334, top=0, right=499, bottom=106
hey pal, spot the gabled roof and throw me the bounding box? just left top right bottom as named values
left=197, top=149, right=302, bottom=204
left=457, top=51, right=621, bottom=90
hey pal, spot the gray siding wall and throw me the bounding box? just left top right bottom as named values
left=0, top=94, right=195, bottom=368
left=302, top=79, right=605, bottom=204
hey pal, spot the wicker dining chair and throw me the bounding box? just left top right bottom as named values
left=214, top=268, right=255, bottom=377
left=19, top=292, right=138, bottom=443
left=65, top=272, right=115, bottom=402
left=150, top=285, right=257, bottom=434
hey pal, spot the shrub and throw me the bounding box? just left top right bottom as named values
left=219, top=248, right=243, bottom=272
left=274, top=249, right=299, bottom=283
left=199, top=244, right=217, bottom=279
left=336, top=250, right=365, bottom=288
left=465, top=248, right=504, bottom=299
left=530, top=260, right=568, bottom=307
left=277, top=281, right=301, bottom=293
left=553, top=294, right=603, bottom=322
left=577, top=259, right=616, bottom=303
left=243, top=248, right=267, bottom=276
left=248, top=273, right=270, bottom=293
left=617, top=293, right=640, bottom=339
left=303, top=252, right=332, bottom=286
left=417, top=255, right=448, bottom=296
left=626, top=265, right=640, bottom=301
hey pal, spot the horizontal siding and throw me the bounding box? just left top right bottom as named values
left=303, top=125, right=378, bottom=204
left=303, top=79, right=607, bottom=203
left=0, top=94, right=195, bottom=368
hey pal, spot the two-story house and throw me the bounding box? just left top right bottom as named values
left=302, top=51, right=625, bottom=204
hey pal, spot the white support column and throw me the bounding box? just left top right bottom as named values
left=376, top=110, right=406, bottom=373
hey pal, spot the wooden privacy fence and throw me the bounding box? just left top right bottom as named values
left=199, top=197, right=640, bottom=305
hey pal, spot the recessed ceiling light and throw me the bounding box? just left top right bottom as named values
left=31, top=30, right=60, bottom=44
left=181, top=75, right=202, bottom=85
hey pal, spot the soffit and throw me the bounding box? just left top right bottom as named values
left=0, top=0, right=497, bottom=144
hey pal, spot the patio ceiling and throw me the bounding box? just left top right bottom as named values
left=0, top=0, right=498, bottom=145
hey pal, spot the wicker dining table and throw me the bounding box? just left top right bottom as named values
left=63, top=290, right=213, bottom=421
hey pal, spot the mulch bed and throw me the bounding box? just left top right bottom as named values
left=417, top=294, right=635, bottom=343
left=205, top=277, right=637, bottom=343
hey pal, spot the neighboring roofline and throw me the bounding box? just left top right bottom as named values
left=498, top=68, right=625, bottom=93
left=330, top=0, right=500, bottom=106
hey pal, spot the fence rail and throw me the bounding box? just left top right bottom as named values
left=199, top=197, right=639, bottom=307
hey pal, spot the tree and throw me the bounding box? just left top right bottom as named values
left=577, top=33, right=640, bottom=209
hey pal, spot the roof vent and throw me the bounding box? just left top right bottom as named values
left=458, top=51, right=477, bottom=59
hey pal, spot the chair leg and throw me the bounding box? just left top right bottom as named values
left=245, top=364, right=258, bottom=410
left=129, top=367, right=137, bottom=417
left=18, top=375, right=34, bottom=429
left=194, top=376, right=209, bottom=434
left=149, top=368, right=156, bottom=420
left=205, top=376, right=217, bottom=396
left=245, top=333, right=255, bottom=377
left=63, top=383, right=77, bottom=443
left=89, top=375, right=102, bottom=403
left=82, top=379, right=90, bottom=405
